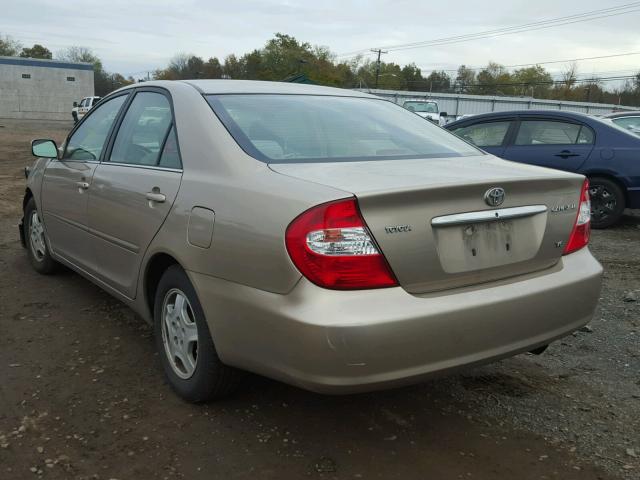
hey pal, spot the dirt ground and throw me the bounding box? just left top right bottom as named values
left=0, top=119, right=638, bottom=480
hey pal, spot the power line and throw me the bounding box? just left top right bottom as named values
left=401, top=74, right=638, bottom=88
left=338, top=2, right=640, bottom=57
left=429, top=51, right=640, bottom=73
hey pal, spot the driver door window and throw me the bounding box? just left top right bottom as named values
left=63, top=94, right=128, bottom=161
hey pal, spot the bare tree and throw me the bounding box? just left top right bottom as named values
left=0, top=34, right=21, bottom=56
left=561, top=62, right=578, bottom=97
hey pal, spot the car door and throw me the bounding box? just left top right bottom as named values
left=78, top=98, right=89, bottom=118
left=41, top=93, right=129, bottom=273
left=502, top=118, right=595, bottom=172
left=447, top=118, right=515, bottom=157
left=88, top=89, right=182, bottom=298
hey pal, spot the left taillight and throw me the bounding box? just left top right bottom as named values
left=563, top=179, right=591, bottom=255
left=285, top=198, right=398, bottom=290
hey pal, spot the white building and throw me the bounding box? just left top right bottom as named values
left=0, top=56, right=94, bottom=120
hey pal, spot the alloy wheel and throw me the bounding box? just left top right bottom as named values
left=589, top=184, right=617, bottom=225
left=161, top=289, right=199, bottom=379
left=29, top=210, right=47, bottom=261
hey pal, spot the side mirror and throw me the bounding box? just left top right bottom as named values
left=73, top=101, right=78, bottom=107
left=32, top=139, right=59, bottom=159
left=440, top=112, right=448, bottom=117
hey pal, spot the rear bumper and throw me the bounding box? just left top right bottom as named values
left=189, top=247, right=602, bottom=394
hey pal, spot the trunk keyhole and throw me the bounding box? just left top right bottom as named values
left=506, top=243, right=510, bottom=251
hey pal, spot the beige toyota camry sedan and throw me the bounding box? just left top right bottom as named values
left=21, top=80, right=602, bottom=402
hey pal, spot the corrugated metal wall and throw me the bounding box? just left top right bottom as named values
left=358, top=88, right=636, bottom=119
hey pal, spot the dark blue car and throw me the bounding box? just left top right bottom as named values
left=445, top=110, right=640, bottom=228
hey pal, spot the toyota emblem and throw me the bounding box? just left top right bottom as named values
left=484, top=187, right=505, bottom=207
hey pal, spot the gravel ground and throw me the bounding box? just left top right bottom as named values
left=0, top=119, right=638, bottom=479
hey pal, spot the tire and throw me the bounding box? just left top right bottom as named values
left=72, top=111, right=78, bottom=124
left=589, top=176, right=625, bottom=229
left=154, top=265, right=243, bottom=402
left=24, top=198, right=58, bottom=274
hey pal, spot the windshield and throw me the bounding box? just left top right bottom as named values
left=403, top=101, right=438, bottom=113
left=206, top=95, right=478, bottom=163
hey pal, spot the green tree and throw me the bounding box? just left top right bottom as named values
left=425, top=70, right=452, bottom=93
left=401, top=63, right=428, bottom=91
left=222, top=54, right=244, bottom=79
left=511, top=65, right=553, bottom=98
left=19, top=44, right=52, bottom=59
left=475, top=62, right=513, bottom=95
left=203, top=57, right=223, bottom=78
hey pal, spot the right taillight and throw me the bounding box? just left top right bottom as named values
left=563, top=179, right=591, bottom=255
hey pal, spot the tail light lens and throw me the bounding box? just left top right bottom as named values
left=563, top=179, right=591, bottom=255
left=285, top=198, right=398, bottom=290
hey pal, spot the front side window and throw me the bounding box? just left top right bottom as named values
left=63, top=94, right=128, bottom=161
left=109, top=92, right=173, bottom=166
left=515, top=120, right=594, bottom=146
left=206, top=95, right=479, bottom=163
left=452, top=121, right=511, bottom=147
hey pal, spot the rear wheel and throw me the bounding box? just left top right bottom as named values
left=589, top=177, right=625, bottom=229
left=153, top=265, right=243, bottom=402
left=24, top=198, right=58, bottom=274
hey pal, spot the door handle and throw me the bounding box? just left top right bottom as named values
left=146, top=192, right=166, bottom=203
left=554, top=150, right=580, bottom=159
left=76, top=181, right=90, bottom=190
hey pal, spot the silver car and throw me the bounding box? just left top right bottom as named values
left=22, top=80, right=602, bottom=402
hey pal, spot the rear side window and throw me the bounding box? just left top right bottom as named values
left=515, top=120, right=594, bottom=146
left=206, top=94, right=480, bottom=163
left=63, top=94, right=128, bottom=161
left=451, top=121, right=511, bottom=147
left=158, top=127, right=182, bottom=169
left=109, top=92, right=173, bottom=166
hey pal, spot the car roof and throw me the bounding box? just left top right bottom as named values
left=177, top=79, right=375, bottom=98
left=445, top=109, right=599, bottom=128
left=603, top=111, right=640, bottom=118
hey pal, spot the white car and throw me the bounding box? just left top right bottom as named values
left=72, top=96, right=101, bottom=123
left=402, top=100, right=447, bottom=126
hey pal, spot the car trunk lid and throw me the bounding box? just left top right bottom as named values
left=271, top=155, right=585, bottom=293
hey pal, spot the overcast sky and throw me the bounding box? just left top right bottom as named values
left=4, top=0, right=640, bottom=81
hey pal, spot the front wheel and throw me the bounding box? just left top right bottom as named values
left=154, top=265, right=243, bottom=402
left=24, top=198, right=58, bottom=274
left=589, top=177, right=625, bottom=229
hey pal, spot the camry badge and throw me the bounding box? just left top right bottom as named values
left=484, top=187, right=505, bottom=207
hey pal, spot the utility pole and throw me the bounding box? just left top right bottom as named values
left=371, top=48, right=388, bottom=89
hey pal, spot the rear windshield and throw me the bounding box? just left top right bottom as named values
left=206, top=94, right=480, bottom=163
